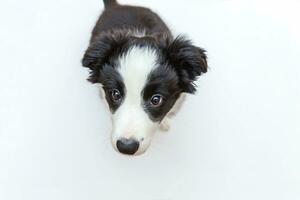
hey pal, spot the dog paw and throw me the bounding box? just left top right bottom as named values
left=159, top=119, right=170, bottom=132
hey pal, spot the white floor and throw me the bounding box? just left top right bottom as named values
left=0, top=0, right=299, bottom=200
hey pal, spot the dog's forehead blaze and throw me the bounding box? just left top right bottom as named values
left=108, top=46, right=160, bottom=140
left=117, top=46, right=159, bottom=103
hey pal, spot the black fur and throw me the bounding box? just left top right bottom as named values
left=163, top=36, right=207, bottom=93
left=143, top=64, right=181, bottom=122
left=82, top=0, right=208, bottom=117
left=89, top=2, right=172, bottom=43
left=103, top=0, right=117, bottom=8
left=100, top=64, right=125, bottom=113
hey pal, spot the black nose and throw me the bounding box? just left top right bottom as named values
left=116, top=138, right=140, bottom=155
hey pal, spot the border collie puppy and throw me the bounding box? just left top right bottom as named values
left=82, top=0, right=208, bottom=156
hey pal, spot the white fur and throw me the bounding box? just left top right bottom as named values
left=111, top=46, right=160, bottom=155
left=130, top=30, right=146, bottom=38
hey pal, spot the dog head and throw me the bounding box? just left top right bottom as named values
left=82, top=30, right=207, bottom=155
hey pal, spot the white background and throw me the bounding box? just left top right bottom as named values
left=0, top=0, right=300, bottom=199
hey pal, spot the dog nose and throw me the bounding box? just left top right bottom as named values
left=116, top=138, right=140, bottom=155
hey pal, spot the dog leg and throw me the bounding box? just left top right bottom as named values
left=159, top=117, right=170, bottom=132
left=159, top=94, right=186, bottom=132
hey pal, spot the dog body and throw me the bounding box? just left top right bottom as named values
left=82, top=0, right=207, bottom=155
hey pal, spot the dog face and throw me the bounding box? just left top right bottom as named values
left=82, top=31, right=207, bottom=155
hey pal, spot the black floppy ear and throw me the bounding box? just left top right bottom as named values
left=82, top=32, right=128, bottom=83
left=166, top=36, right=208, bottom=93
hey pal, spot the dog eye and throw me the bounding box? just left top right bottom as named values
left=150, top=94, right=163, bottom=107
left=111, top=89, right=122, bottom=102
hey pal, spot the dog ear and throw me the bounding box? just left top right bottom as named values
left=82, top=32, right=129, bottom=83
left=166, top=36, right=207, bottom=93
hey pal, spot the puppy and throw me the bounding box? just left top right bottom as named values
left=82, top=0, right=208, bottom=156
